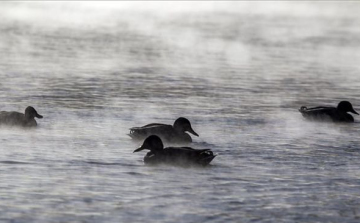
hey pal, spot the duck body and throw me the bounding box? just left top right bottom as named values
left=299, top=101, right=358, bottom=123
left=134, top=135, right=215, bottom=166
left=129, top=117, right=199, bottom=144
left=0, top=106, right=43, bottom=127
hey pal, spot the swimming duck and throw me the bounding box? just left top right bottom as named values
left=129, top=117, right=199, bottom=144
left=133, top=135, right=216, bottom=166
left=0, top=106, right=43, bottom=127
left=299, top=101, right=358, bottom=122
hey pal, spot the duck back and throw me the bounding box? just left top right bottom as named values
left=299, top=106, right=354, bottom=122
left=129, top=124, right=192, bottom=143
left=144, top=147, right=215, bottom=166
left=129, top=124, right=173, bottom=139
left=0, top=111, right=37, bottom=127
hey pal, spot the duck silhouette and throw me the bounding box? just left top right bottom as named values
left=0, top=106, right=43, bottom=127
left=299, top=101, right=358, bottom=122
left=129, top=117, right=199, bottom=144
left=134, top=135, right=216, bottom=166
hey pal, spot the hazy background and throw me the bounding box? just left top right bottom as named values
left=1, top=2, right=360, bottom=222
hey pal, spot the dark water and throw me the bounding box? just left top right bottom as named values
left=1, top=2, right=360, bottom=222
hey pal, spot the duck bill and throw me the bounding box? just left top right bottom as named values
left=133, top=146, right=145, bottom=153
left=188, top=128, right=199, bottom=137
left=36, top=113, right=43, bottom=119
left=350, top=108, right=359, bottom=115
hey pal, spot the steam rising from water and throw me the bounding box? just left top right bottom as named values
left=3, top=2, right=360, bottom=21
left=1, top=2, right=360, bottom=222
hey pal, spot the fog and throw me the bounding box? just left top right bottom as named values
left=1, top=2, right=360, bottom=222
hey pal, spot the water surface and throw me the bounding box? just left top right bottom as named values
left=1, top=2, right=360, bottom=222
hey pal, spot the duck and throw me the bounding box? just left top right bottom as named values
left=299, top=101, right=358, bottom=122
left=129, top=117, right=199, bottom=144
left=0, top=106, right=43, bottom=127
left=133, top=135, right=216, bottom=166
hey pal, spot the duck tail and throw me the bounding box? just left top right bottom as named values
left=128, top=129, right=139, bottom=139
left=299, top=106, right=308, bottom=113
left=198, top=153, right=216, bottom=166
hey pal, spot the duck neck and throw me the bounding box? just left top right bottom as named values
left=24, top=113, right=34, bottom=120
left=151, top=148, right=163, bottom=155
left=174, top=125, right=185, bottom=134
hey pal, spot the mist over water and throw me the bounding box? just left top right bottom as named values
left=1, top=2, right=360, bottom=222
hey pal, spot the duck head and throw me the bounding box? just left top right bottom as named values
left=25, top=106, right=43, bottom=119
left=173, top=117, right=199, bottom=137
left=337, top=101, right=359, bottom=115
left=134, top=135, right=164, bottom=154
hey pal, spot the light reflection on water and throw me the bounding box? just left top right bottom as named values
left=1, top=2, right=360, bottom=222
